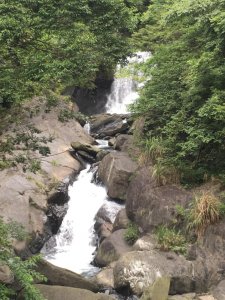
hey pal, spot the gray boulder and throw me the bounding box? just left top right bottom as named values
left=126, top=167, right=192, bottom=231
left=113, top=209, right=130, bottom=232
left=94, top=229, right=133, bottom=267
left=140, top=276, right=170, bottom=300
left=113, top=250, right=205, bottom=296
left=213, top=280, right=225, bottom=300
left=0, top=265, right=14, bottom=284
left=98, top=152, right=138, bottom=201
left=133, top=234, right=158, bottom=251
left=71, top=141, right=100, bottom=157
left=95, top=267, right=115, bottom=289
left=90, top=114, right=129, bottom=138
left=37, top=260, right=98, bottom=292
left=96, top=222, right=113, bottom=243
left=90, top=114, right=120, bottom=133
left=114, top=134, right=134, bottom=151
left=168, top=294, right=196, bottom=300
left=31, top=285, right=113, bottom=300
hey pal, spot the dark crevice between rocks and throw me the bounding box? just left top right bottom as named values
left=72, top=76, right=113, bottom=115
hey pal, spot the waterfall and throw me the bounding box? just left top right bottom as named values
left=105, top=52, right=151, bottom=114
left=42, top=141, right=123, bottom=275
left=84, top=122, right=91, bottom=134
left=42, top=52, right=150, bottom=278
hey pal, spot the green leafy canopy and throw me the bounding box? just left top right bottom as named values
left=131, top=0, right=225, bottom=184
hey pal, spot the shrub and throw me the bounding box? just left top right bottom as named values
left=187, top=192, right=225, bottom=238
left=0, top=219, right=46, bottom=300
left=124, top=222, right=139, bottom=245
left=156, top=225, right=187, bottom=255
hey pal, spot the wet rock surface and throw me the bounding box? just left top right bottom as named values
left=90, top=114, right=130, bottom=138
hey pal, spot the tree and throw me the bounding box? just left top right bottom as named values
left=0, top=0, right=136, bottom=107
left=131, top=0, right=225, bottom=184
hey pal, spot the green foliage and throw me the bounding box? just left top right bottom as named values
left=187, top=191, right=225, bottom=238
left=156, top=225, right=187, bottom=255
left=58, top=109, right=76, bottom=123
left=124, top=222, right=139, bottom=245
left=0, top=0, right=136, bottom=107
left=0, top=126, right=52, bottom=172
left=0, top=219, right=46, bottom=300
left=131, top=0, right=225, bottom=184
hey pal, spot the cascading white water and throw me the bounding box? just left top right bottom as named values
left=42, top=141, right=123, bottom=275
left=105, top=52, right=151, bottom=114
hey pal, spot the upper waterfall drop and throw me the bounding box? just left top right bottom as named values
left=105, top=52, right=151, bottom=114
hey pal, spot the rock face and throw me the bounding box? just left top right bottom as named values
left=71, top=142, right=100, bottom=157
left=213, top=280, right=225, bottom=300
left=113, top=209, right=130, bottom=232
left=0, top=265, right=14, bottom=284
left=98, top=152, right=138, bottom=201
left=0, top=98, right=93, bottom=251
left=33, top=285, right=114, bottom=300
left=126, top=167, right=192, bottom=231
left=94, top=229, right=133, bottom=267
left=90, top=114, right=129, bottom=138
left=72, top=75, right=113, bottom=115
left=113, top=250, right=205, bottom=296
left=95, top=268, right=115, bottom=289
left=133, top=234, right=157, bottom=251
left=37, top=260, right=98, bottom=292
left=140, top=276, right=170, bottom=300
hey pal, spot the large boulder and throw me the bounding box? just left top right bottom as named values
left=140, top=276, right=170, bottom=300
left=213, top=280, right=225, bottom=300
left=29, top=285, right=114, bottom=300
left=0, top=265, right=14, bottom=284
left=95, top=203, right=123, bottom=225
left=126, top=167, right=192, bottom=231
left=71, top=141, right=100, bottom=157
left=94, top=229, right=133, bottom=267
left=113, top=250, right=209, bottom=296
left=113, top=134, right=138, bottom=154
left=96, top=222, right=113, bottom=243
left=36, top=259, right=98, bottom=292
left=113, top=209, right=130, bottom=232
left=133, top=234, right=158, bottom=251
left=90, top=114, right=120, bottom=132
left=95, top=203, right=123, bottom=243
left=95, top=267, right=115, bottom=289
left=90, top=114, right=129, bottom=138
left=98, top=152, right=138, bottom=201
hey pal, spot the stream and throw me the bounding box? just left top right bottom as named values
left=41, top=52, right=150, bottom=297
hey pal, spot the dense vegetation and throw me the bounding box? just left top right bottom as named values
left=1, top=0, right=225, bottom=297
left=0, top=0, right=137, bottom=107
left=132, top=0, right=225, bottom=184
left=0, top=219, right=46, bottom=300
